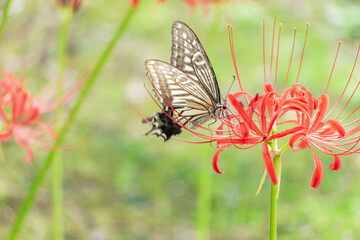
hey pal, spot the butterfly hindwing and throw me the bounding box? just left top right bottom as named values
left=145, top=59, right=216, bottom=124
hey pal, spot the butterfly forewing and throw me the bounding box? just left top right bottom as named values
left=171, top=21, right=221, bottom=103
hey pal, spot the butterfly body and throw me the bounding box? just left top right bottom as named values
left=144, top=21, right=226, bottom=140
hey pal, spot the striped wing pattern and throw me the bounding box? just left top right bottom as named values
left=171, top=21, right=221, bottom=103
left=143, top=21, right=224, bottom=140
left=145, top=59, right=216, bottom=126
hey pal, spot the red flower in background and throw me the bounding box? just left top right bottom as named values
left=0, top=71, right=67, bottom=162
left=131, top=0, right=228, bottom=10
left=55, top=0, right=82, bottom=12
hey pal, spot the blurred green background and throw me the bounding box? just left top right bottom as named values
left=1, top=0, right=360, bottom=239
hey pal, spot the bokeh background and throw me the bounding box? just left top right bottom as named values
left=1, top=0, right=360, bottom=239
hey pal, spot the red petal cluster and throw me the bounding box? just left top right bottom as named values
left=0, top=72, right=59, bottom=162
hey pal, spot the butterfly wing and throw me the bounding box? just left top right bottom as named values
left=145, top=59, right=217, bottom=126
left=171, top=21, right=221, bottom=104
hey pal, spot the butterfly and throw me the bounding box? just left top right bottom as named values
left=143, top=21, right=227, bottom=141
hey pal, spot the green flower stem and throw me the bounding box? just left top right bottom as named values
left=0, top=0, right=13, bottom=41
left=53, top=7, right=74, bottom=240
left=196, top=146, right=212, bottom=240
left=279, top=142, right=289, bottom=154
left=56, top=8, right=73, bottom=93
left=52, top=152, right=63, bottom=240
left=7, top=7, right=137, bottom=240
left=270, top=154, right=281, bottom=240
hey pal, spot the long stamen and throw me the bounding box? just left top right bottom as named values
left=269, top=17, right=276, bottom=85
left=295, top=23, right=309, bottom=84
left=337, top=80, right=360, bottom=122
left=282, top=27, right=297, bottom=94
left=227, top=24, right=244, bottom=91
left=263, top=17, right=267, bottom=84
left=274, top=23, right=282, bottom=91
left=325, top=43, right=360, bottom=119
left=325, top=41, right=342, bottom=94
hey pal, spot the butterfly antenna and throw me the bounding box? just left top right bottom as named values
left=222, top=75, right=236, bottom=102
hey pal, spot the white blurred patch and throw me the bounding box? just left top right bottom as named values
left=126, top=79, right=147, bottom=104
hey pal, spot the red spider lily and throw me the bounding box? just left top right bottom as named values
left=130, top=0, right=140, bottom=8
left=217, top=19, right=360, bottom=188
left=55, top=0, right=82, bottom=12
left=131, top=0, right=228, bottom=9
left=142, top=19, right=360, bottom=189
left=0, top=71, right=69, bottom=162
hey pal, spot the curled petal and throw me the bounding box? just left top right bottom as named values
left=329, top=155, right=341, bottom=171
left=213, top=146, right=227, bottom=174
left=310, top=155, right=324, bottom=188
left=289, top=132, right=306, bottom=151
left=297, top=140, right=308, bottom=150
left=308, top=146, right=324, bottom=188
left=324, top=119, right=345, bottom=138
left=309, top=94, right=329, bottom=133
left=262, top=141, right=277, bottom=185
left=312, top=97, right=318, bottom=110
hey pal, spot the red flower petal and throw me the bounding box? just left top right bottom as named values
left=262, top=141, right=277, bottom=185
left=289, top=132, right=306, bottom=150
left=329, top=155, right=341, bottom=171
left=309, top=94, right=329, bottom=133
left=228, top=94, right=261, bottom=135
left=216, top=124, right=224, bottom=135
left=130, top=0, right=140, bottom=8
left=309, top=147, right=324, bottom=188
left=213, top=146, right=227, bottom=174
left=264, top=84, right=273, bottom=92
left=324, top=119, right=345, bottom=138
left=268, top=126, right=304, bottom=141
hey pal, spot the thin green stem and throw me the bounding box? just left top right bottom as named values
left=196, top=146, right=212, bottom=240
left=270, top=154, right=281, bottom=240
left=53, top=7, right=73, bottom=240
left=56, top=8, right=73, bottom=94
left=52, top=152, right=63, bottom=240
left=279, top=142, right=289, bottom=154
left=7, top=7, right=137, bottom=240
left=0, top=0, right=12, bottom=42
